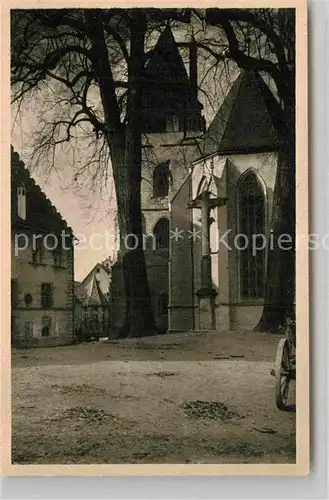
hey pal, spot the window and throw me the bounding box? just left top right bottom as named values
left=41, top=316, right=51, bottom=337
left=158, top=293, right=169, bottom=315
left=153, top=162, right=171, bottom=198
left=41, top=283, right=53, bottom=309
left=53, top=247, right=65, bottom=267
left=237, top=171, right=265, bottom=299
left=153, top=218, right=169, bottom=250
left=25, top=321, right=34, bottom=339
left=32, top=238, right=44, bottom=264
left=11, top=279, right=19, bottom=308
left=17, top=183, right=26, bottom=220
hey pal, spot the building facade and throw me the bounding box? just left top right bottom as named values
left=11, top=147, right=75, bottom=347
left=74, top=259, right=112, bottom=340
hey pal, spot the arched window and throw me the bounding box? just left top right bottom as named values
left=153, top=162, right=171, bottom=198
left=237, top=171, right=265, bottom=299
left=153, top=218, right=169, bottom=250
left=17, top=183, right=26, bottom=220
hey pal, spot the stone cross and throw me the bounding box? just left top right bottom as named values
left=188, top=188, right=227, bottom=330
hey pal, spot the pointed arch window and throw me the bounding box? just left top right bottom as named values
left=17, top=183, right=26, bottom=220
left=237, top=171, right=265, bottom=299
left=153, top=162, right=171, bottom=198
left=153, top=218, right=169, bottom=250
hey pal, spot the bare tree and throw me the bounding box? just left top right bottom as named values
left=11, top=8, right=295, bottom=335
left=11, top=8, right=198, bottom=338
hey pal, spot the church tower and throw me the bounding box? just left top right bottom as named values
left=111, top=26, right=205, bottom=334
left=139, top=26, right=205, bottom=332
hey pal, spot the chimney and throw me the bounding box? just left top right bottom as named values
left=189, top=38, right=198, bottom=102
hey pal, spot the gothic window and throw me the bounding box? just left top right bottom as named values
left=153, top=162, right=171, bottom=198
left=17, top=183, right=26, bottom=220
left=237, top=171, right=265, bottom=299
left=153, top=218, right=169, bottom=250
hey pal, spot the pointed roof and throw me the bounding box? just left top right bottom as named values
left=75, top=261, right=112, bottom=307
left=197, top=70, right=284, bottom=159
left=145, top=26, right=190, bottom=87
left=76, top=273, right=109, bottom=307
left=87, top=275, right=109, bottom=306
left=142, top=26, right=203, bottom=119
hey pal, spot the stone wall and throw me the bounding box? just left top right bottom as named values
left=11, top=231, right=74, bottom=347
left=169, top=150, right=279, bottom=332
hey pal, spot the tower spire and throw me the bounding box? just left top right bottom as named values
left=141, top=26, right=203, bottom=134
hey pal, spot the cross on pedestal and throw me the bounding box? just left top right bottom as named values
left=188, top=189, right=227, bottom=330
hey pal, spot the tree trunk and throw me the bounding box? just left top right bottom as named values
left=115, top=12, right=156, bottom=338
left=86, top=10, right=156, bottom=338
left=256, top=94, right=295, bottom=332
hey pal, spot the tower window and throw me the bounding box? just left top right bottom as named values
left=237, top=171, right=265, bottom=299
left=153, top=218, right=169, bottom=250
left=17, top=183, right=26, bottom=220
left=153, top=162, right=171, bottom=198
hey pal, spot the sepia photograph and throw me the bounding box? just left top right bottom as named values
left=3, top=3, right=308, bottom=474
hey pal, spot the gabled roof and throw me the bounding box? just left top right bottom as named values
left=11, top=146, right=73, bottom=234
left=76, top=259, right=112, bottom=306
left=196, top=70, right=284, bottom=159
left=86, top=274, right=109, bottom=306
left=75, top=274, right=109, bottom=307
left=79, top=259, right=111, bottom=289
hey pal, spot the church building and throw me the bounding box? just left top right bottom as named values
left=170, top=70, right=283, bottom=332
left=111, top=27, right=283, bottom=334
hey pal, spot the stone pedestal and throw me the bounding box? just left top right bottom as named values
left=196, top=287, right=218, bottom=330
